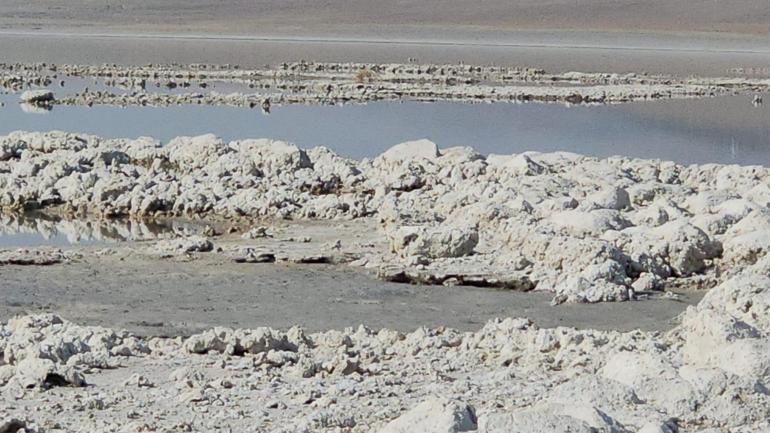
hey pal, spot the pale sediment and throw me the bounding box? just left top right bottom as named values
left=3, top=131, right=770, bottom=305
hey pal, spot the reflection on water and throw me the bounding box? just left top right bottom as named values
left=19, top=102, right=51, bottom=114
left=0, top=213, right=207, bottom=248
left=1, top=91, right=769, bottom=165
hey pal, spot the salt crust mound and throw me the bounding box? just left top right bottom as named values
left=1, top=254, right=768, bottom=432
left=5, top=61, right=752, bottom=109
left=3, top=131, right=770, bottom=304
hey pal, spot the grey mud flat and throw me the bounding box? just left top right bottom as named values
left=3, top=1, right=770, bottom=78
left=2, top=0, right=769, bottom=35
left=3, top=32, right=770, bottom=77
left=0, top=254, right=701, bottom=337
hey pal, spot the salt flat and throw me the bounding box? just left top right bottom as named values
left=1, top=0, right=769, bottom=36
left=0, top=253, right=699, bottom=336
left=1, top=2, right=769, bottom=431
left=2, top=31, right=770, bottom=76
left=1, top=0, right=770, bottom=75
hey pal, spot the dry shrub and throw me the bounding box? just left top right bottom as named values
left=354, top=68, right=375, bottom=84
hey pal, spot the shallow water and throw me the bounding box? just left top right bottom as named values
left=0, top=213, right=206, bottom=248
left=1, top=91, right=769, bottom=164
left=0, top=231, right=103, bottom=248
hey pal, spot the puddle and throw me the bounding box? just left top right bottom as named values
left=0, top=213, right=208, bottom=248
left=0, top=90, right=769, bottom=165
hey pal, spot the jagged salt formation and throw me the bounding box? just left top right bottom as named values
left=0, top=314, right=148, bottom=391
left=0, top=256, right=768, bottom=432
left=3, top=131, right=770, bottom=302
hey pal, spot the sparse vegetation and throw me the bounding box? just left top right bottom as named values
left=354, top=67, right=376, bottom=84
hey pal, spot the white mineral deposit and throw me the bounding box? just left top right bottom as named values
left=1, top=1, right=769, bottom=432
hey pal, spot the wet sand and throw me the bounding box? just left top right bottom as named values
left=0, top=255, right=700, bottom=336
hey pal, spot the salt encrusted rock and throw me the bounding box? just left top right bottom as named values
left=628, top=201, right=671, bottom=227
left=672, top=266, right=770, bottom=380
left=376, top=139, right=440, bottom=164
left=12, top=357, right=85, bottom=389
left=379, top=397, right=477, bottom=433
left=387, top=225, right=479, bottom=258
left=631, top=272, right=662, bottom=293
left=637, top=422, right=677, bottom=433
left=0, top=419, right=27, bottom=433
left=721, top=230, right=770, bottom=268
left=478, top=403, right=627, bottom=433
left=235, top=139, right=312, bottom=175
left=0, top=249, right=67, bottom=266
left=241, top=226, right=270, bottom=239
left=124, top=374, right=155, bottom=388
left=551, top=259, right=630, bottom=303
left=652, top=221, right=722, bottom=275
left=548, top=209, right=630, bottom=237
left=19, top=89, right=54, bottom=104
left=615, top=221, right=721, bottom=278
left=696, top=270, right=770, bottom=333
left=183, top=327, right=295, bottom=355
left=231, top=247, right=276, bottom=263
left=601, top=352, right=701, bottom=415
left=545, top=376, right=643, bottom=410
left=148, top=236, right=213, bottom=256
left=486, top=153, right=545, bottom=176
left=583, top=186, right=631, bottom=211
left=679, top=307, right=770, bottom=378
left=0, top=314, right=147, bottom=391
left=166, top=134, right=228, bottom=169
left=0, top=138, right=26, bottom=161
left=0, top=366, right=15, bottom=387
left=12, top=357, right=58, bottom=388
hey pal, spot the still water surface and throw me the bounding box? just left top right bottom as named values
left=1, top=92, right=769, bottom=164
left=0, top=213, right=206, bottom=248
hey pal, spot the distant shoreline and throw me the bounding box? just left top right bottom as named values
left=2, top=30, right=770, bottom=76
left=2, top=28, right=770, bottom=54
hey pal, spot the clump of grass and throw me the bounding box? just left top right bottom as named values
left=354, top=68, right=376, bottom=84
